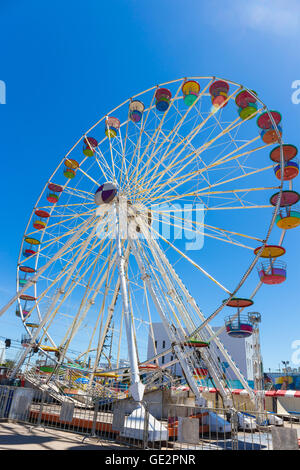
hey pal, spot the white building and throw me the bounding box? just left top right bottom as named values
left=147, top=322, right=255, bottom=381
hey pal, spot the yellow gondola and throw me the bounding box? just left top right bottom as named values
left=94, top=371, right=119, bottom=378
left=40, top=345, right=59, bottom=353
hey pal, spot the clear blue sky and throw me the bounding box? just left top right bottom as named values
left=0, top=0, right=300, bottom=371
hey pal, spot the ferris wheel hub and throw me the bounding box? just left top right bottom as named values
left=94, top=182, right=118, bottom=205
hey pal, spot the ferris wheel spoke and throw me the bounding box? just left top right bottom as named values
left=140, top=131, right=262, bottom=204
left=136, top=239, right=188, bottom=337
left=121, top=111, right=130, bottom=163
left=9, top=222, right=102, bottom=377
left=149, top=211, right=255, bottom=250
left=123, top=122, right=165, bottom=189
left=119, top=119, right=137, bottom=189
left=146, top=79, right=214, bottom=164
left=41, top=203, right=92, bottom=224
left=82, top=239, right=129, bottom=370
left=149, top=164, right=275, bottom=206
left=21, top=239, right=94, bottom=321
left=125, top=118, right=186, bottom=196
left=152, top=205, right=273, bottom=218
left=44, top=226, right=110, bottom=301
left=25, top=209, right=96, bottom=238
left=140, top=123, right=209, bottom=196
left=143, top=282, right=159, bottom=366
left=201, top=160, right=272, bottom=191
left=126, top=146, right=195, bottom=205
left=1, top=215, right=97, bottom=321
left=196, top=163, right=276, bottom=198
left=138, top=237, right=199, bottom=334
left=202, top=223, right=263, bottom=243
left=63, top=186, right=95, bottom=199
left=89, top=245, right=130, bottom=369
left=136, top=92, right=209, bottom=192
left=141, top=129, right=212, bottom=198
left=109, top=139, right=129, bottom=177
left=93, top=153, right=114, bottom=182
left=211, top=138, right=270, bottom=174
left=83, top=135, right=113, bottom=182
left=151, top=184, right=278, bottom=213
left=128, top=82, right=184, bottom=191
left=58, top=241, right=118, bottom=367
left=122, top=92, right=158, bottom=194
left=105, top=123, right=123, bottom=182
left=44, top=209, right=96, bottom=231
left=37, top=202, right=95, bottom=212
left=78, top=246, right=126, bottom=370
left=36, top=232, right=110, bottom=349
left=196, top=185, right=280, bottom=197
left=130, top=235, right=222, bottom=404
left=119, top=141, right=129, bottom=190
left=130, top=228, right=257, bottom=399
left=155, top=208, right=264, bottom=243
left=76, top=166, right=101, bottom=187
left=21, top=235, right=106, bottom=316
left=138, top=137, right=268, bottom=202
left=38, top=232, right=105, bottom=318
left=145, top=223, right=231, bottom=293
left=211, top=109, right=248, bottom=176
left=133, top=87, right=242, bottom=192
left=134, top=135, right=265, bottom=204
left=89, top=261, right=120, bottom=381
left=132, top=97, right=226, bottom=189
left=21, top=216, right=98, bottom=263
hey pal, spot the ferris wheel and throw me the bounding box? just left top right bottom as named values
left=2, top=76, right=299, bottom=408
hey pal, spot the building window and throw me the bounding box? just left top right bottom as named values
left=162, top=356, right=165, bottom=364
left=154, top=341, right=157, bottom=349
left=162, top=340, right=165, bottom=349
left=170, top=355, right=173, bottom=361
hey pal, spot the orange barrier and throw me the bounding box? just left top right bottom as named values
left=29, top=410, right=118, bottom=434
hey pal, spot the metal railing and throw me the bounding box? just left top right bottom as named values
left=0, top=384, right=299, bottom=450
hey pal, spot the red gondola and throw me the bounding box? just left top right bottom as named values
left=209, top=80, right=229, bottom=108
left=47, top=183, right=63, bottom=204
left=83, top=137, right=98, bottom=156
left=257, top=111, right=282, bottom=144
left=225, top=314, right=253, bottom=338
left=223, top=298, right=254, bottom=338
left=155, top=88, right=172, bottom=112
left=258, top=260, right=287, bottom=285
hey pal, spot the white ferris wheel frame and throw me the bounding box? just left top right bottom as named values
left=0, top=76, right=290, bottom=408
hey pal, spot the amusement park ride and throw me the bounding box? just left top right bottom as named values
left=0, top=76, right=299, bottom=432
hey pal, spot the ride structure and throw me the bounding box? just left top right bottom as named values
left=0, top=76, right=298, bottom=428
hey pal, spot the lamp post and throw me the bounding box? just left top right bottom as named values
left=282, top=360, right=289, bottom=371
left=282, top=361, right=290, bottom=390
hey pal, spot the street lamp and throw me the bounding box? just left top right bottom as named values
left=282, top=360, right=289, bottom=372
left=282, top=361, right=290, bottom=390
